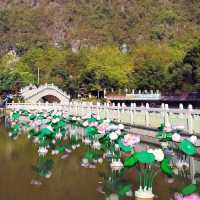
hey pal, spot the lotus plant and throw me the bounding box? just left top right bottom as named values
left=123, top=148, right=172, bottom=200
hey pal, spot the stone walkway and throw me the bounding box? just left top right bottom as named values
left=126, top=126, right=200, bottom=154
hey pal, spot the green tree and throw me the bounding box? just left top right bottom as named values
left=22, top=47, right=68, bottom=84
left=80, top=46, right=133, bottom=92
left=130, top=59, right=167, bottom=91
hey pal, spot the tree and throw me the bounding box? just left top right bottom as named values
left=183, top=41, right=200, bottom=85
left=167, top=62, right=193, bottom=93
left=166, top=40, right=200, bottom=93
left=22, top=47, right=68, bottom=84
left=80, top=46, right=133, bottom=92
left=0, top=69, right=33, bottom=93
left=130, top=59, right=167, bottom=91
left=0, top=51, right=34, bottom=93
left=128, top=42, right=185, bottom=91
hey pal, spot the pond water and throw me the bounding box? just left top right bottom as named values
left=0, top=124, right=199, bottom=200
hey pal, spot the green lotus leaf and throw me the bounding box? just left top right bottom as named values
left=38, top=127, right=53, bottom=139
left=135, top=151, right=155, bottom=164
left=179, top=139, right=197, bottom=156
left=88, top=116, right=97, bottom=122
left=181, top=184, right=197, bottom=196
left=124, top=154, right=138, bottom=168
left=13, top=124, right=20, bottom=130
left=11, top=112, right=20, bottom=121
left=29, top=129, right=38, bottom=137
left=37, top=115, right=45, bottom=120
left=83, top=150, right=95, bottom=161
left=29, top=114, right=37, bottom=120
left=99, top=135, right=109, bottom=144
left=56, top=146, right=65, bottom=153
left=57, top=120, right=66, bottom=128
left=160, top=158, right=172, bottom=176
left=21, top=109, right=29, bottom=116
left=85, top=126, right=97, bottom=137
left=117, top=183, right=132, bottom=196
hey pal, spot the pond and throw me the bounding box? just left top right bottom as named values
left=0, top=122, right=199, bottom=200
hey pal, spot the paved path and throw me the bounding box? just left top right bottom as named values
left=127, top=126, right=200, bottom=148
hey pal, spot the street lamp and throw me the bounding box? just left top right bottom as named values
left=37, top=67, right=40, bottom=85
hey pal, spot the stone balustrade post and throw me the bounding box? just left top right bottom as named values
left=81, top=102, right=85, bottom=116
left=97, top=102, right=100, bottom=117
left=69, top=102, right=72, bottom=115
left=122, top=103, right=125, bottom=113
left=85, top=102, right=88, bottom=114
left=112, top=103, right=116, bottom=121
left=76, top=102, right=79, bottom=116
left=75, top=102, right=78, bottom=116
left=38, top=102, right=41, bottom=110
left=71, top=102, right=74, bottom=115
left=145, top=103, right=150, bottom=127
left=103, top=102, right=106, bottom=118
left=179, top=103, right=184, bottom=118
left=130, top=103, right=134, bottom=124
left=117, top=103, right=121, bottom=122
left=187, top=104, right=193, bottom=134
left=106, top=102, right=109, bottom=119
left=90, top=102, right=93, bottom=114
left=161, top=103, right=165, bottom=124
left=164, top=104, right=169, bottom=125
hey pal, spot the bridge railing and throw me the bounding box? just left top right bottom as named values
left=21, top=83, right=70, bottom=100
left=6, top=102, right=200, bottom=135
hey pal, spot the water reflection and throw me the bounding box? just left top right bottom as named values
left=0, top=123, right=199, bottom=200
left=98, top=171, right=132, bottom=200
left=32, top=157, right=54, bottom=181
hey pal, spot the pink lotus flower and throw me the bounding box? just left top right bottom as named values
left=115, top=128, right=121, bottom=135
left=164, top=123, right=172, bottom=132
left=97, top=124, right=109, bottom=134
left=176, top=194, right=200, bottom=200
left=122, top=134, right=140, bottom=147
left=184, top=194, right=200, bottom=200
left=20, top=116, right=29, bottom=122
left=63, top=112, right=68, bottom=118
left=31, top=120, right=41, bottom=127
left=11, top=121, right=16, bottom=126
left=164, top=127, right=172, bottom=132
left=90, top=122, right=98, bottom=127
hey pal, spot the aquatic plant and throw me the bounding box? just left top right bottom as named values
left=123, top=148, right=172, bottom=199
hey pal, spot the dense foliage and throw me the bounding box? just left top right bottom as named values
left=0, top=0, right=200, bottom=96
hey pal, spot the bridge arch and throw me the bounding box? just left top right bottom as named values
left=39, top=95, right=61, bottom=103
left=21, top=84, right=70, bottom=104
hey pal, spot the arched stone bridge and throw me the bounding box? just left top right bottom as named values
left=21, top=84, right=70, bottom=104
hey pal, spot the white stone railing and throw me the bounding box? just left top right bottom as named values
left=6, top=102, right=69, bottom=111
left=6, top=102, right=200, bottom=135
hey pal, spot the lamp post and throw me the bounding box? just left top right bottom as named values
left=37, top=67, right=40, bottom=85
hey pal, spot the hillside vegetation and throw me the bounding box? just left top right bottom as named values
left=1, top=0, right=200, bottom=96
